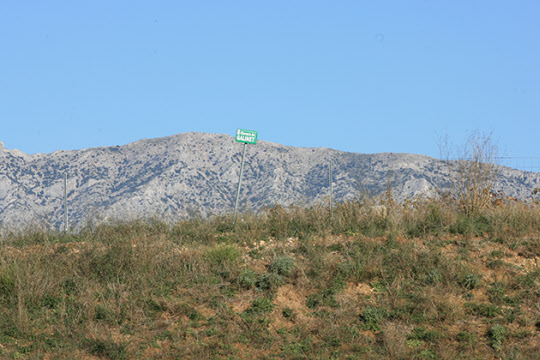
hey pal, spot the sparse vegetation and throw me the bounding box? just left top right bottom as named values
left=440, top=130, right=500, bottom=215
left=0, top=196, right=539, bottom=359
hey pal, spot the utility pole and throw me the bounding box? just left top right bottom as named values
left=63, top=173, right=68, bottom=232
left=329, top=159, right=333, bottom=220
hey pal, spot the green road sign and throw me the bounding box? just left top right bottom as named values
left=235, top=129, right=258, bottom=144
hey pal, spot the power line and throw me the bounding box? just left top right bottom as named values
left=445, top=157, right=540, bottom=173
left=496, top=157, right=540, bottom=172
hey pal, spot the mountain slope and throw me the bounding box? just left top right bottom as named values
left=0, top=132, right=538, bottom=229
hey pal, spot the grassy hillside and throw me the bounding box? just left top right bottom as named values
left=1, top=197, right=539, bottom=359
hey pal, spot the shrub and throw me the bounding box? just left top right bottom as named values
left=237, top=269, right=258, bottom=289
left=270, top=256, right=296, bottom=277
left=360, top=306, right=389, bottom=331
left=205, top=244, right=241, bottom=279
left=244, top=297, right=275, bottom=315
left=255, top=273, right=284, bottom=291
left=205, top=244, right=241, bottom=268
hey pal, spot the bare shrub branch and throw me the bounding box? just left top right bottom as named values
left=441, top=131, right=500, bottom=214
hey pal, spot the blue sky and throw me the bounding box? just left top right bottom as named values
left=1, top=1, right=539, bottom=165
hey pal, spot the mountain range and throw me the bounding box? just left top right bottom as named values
left=1, top=132, right=538, bottom=230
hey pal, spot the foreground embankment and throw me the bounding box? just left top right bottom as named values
left=1, top=200, right=539, bottom=359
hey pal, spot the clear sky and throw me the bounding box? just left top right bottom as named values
left=1, top=1, right=539, bottom=164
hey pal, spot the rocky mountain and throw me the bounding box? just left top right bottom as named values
left=0, top=132, right=538, bottom=230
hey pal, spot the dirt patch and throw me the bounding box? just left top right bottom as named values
left=229, top=291, right=257, bottom=314
left=341, top=282, right=375, bottom=298
left=272, top=284, right=312, bottom=329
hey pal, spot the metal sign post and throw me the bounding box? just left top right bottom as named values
left=234, top=142, right=247, bottom=219
left=233, top=129, right=258, bottom=221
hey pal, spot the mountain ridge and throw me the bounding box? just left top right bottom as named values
left=0, top=132, right=538, bottom=230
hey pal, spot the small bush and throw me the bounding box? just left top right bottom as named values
left=244, top=297, right=275, bottom=315
left=256, top=273, right=284, bottom=291
left=205, top=244, right=241, bottom=268
left=237, top=269, right=258, bottom=289
left=270, top=256, right=296, bottom=277
left=205, top=244, right=242, bottom=279
left=360, top=306, right=389, bottom=331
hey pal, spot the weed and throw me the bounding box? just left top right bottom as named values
left=465, top=302, right=501, bottom=318
left=88, top=244, right=134, bottom=283
left=61, top=278, right=79, bottom=296
left=423, top=269, right=443, bottom=285
left=418, top=348, right=437, bottom=359
left=86, top=338, right=128, bottom=360
left=360, top=306, right=389, bottom=331
left=0, top=265, right=16, bottom=298
left=306, top=277, right=346, bottom=309
left=94, top=304, right=117, bottom=324
left=460, top=273, right=482, bottom=290
left=205, top=244, right=241, bottom=278
left=515, top=269, right=539, bottom=289
left=187, top=310, right=205, bottom=321
left=269, top=256, right=296, bottom=277
left=236, top=268, right=258, bottom=290
left=282, top=307, right=296, bottom=321
left=338, top=261, right=363, bottom=282
left=255, top=273, right=284, bottom=291
left=155, top=330, right=174, bottom=341
left=406, top=339, right=424, bottom=349
left=243, top=297, right=275, bottom=315
left=408, top=327, right=442, bottom=343
left=488, top=282, right=509, bottom=304
left=456, top=331, right=477, bottom=347
left=487, top=324, right=506, bottom=351
left=487, top=259, right=505, bottom=269
left=450, top=214, right=492, bottom=236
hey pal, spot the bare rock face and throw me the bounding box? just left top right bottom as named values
left=0, top=132, right=538, bottom=230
